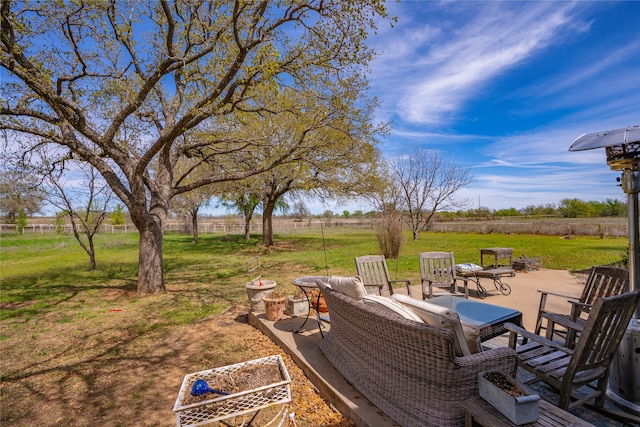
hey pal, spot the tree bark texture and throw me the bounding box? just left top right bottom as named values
left=262, top=202, right=275, bottom=247
left=137, top=223, right=166, bottom=295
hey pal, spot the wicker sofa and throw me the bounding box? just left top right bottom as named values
left=317, top=280, right=517, bottom=427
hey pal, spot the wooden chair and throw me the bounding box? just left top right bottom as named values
left=419, top=251, right=469, bottom=299
left=534, top=266, right=629, bottom=346
left=505, top=291, right=640, bottom=411
left=354, top=255, right=410, bottom=296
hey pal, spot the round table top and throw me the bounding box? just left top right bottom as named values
left=291, top=276, right=329, bottom=288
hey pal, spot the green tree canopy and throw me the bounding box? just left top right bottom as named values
left=0, top=166, right=44, bottom=223
left=1, top=0, right=389, bottom=293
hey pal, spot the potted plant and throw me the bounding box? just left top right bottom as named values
left=478, top=371, right=540, bottom=425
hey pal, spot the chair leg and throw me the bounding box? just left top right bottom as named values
left=594, top=378, right=608, bottom=408
left=545, top=319, right=556, bottom=341
left=558, top=385, right=572, bottom=411
left=534, top=295, right=548, bottom=335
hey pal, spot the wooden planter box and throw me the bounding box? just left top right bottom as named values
left=173, top=355, right=291, bottom=427
left=478, top=371, right=540, bottom=425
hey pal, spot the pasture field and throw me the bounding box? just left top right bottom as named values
left=0, top=228, right=628, bottom=426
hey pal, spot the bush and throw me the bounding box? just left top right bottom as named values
left=376, top=211, right=405, bottom=259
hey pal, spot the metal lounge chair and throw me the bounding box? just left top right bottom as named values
left=354, top=255, right=410, bottom=296
left=419, top=251, right=469, bottom=299
left=534, top=265, right=629, bottom=346
left=505, top=291, right=640, bottom=411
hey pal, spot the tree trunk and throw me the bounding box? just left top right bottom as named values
left=190, top=207, right=199, bottom=244
left=244, top=214, right=252, bottom=241
left=68, top=215, right=98, bottom=270
left=88, top=238, right=97, bottom=270
left=137, top=222, right=166, bottom=295
left=262, top=202, right=275, bottom=246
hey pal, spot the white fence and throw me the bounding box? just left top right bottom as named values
left=0, top=218, right=375, bottom=234
left=0, top=217, right=629, bottom=237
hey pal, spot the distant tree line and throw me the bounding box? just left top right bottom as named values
left=436, top=198, right=627, bottom=220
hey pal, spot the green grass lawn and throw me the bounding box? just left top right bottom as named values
left=1, top=227, right=627, bottom=314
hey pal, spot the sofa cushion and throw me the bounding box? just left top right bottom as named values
left=329, top=276, right=367, bottom=301
left=390, top=294, right=482, bottom=356
left=363, top=295, right=424, bottom=322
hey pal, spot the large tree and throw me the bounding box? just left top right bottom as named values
left=1, top=0, right=388, bottom=294
left=390, top=149, right=473, bottom=240
left=217, top=83, right=385, bottom=246
left=258, top=93, right=384, bottom=245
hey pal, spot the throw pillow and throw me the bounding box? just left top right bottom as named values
left=362, top=295, right=423, bottom=322
left=455, top=263, right=483, bottom=272
left=390, top=294, right=482, bottom=355
left=329, top=276, right=367, bottom=301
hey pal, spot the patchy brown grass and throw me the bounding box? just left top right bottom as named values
left=0, top=282, right=353, bottom=427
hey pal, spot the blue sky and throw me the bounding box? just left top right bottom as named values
left=344, top=0, right=640, bottom=214
left=11, top=1, right=638, bottom=216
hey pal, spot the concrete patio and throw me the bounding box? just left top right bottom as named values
left=249, top=269, right=640, bottom=427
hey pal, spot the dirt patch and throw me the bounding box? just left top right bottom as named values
left=1, top=299, right=353, bottom=427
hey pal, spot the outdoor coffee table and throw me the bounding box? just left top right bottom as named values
left=428, top=295, right=522, bottom=341
left=458, top=267, right=515, bottom=298
left=291, top=276, right=330, bottom=337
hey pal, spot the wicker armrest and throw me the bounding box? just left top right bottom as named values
left=455, top=345, right=516, bottom=367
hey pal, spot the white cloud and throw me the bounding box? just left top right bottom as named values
left=370, top=1, right=638, bottom=210
left=371, top=2, right=585, bottom=126
left=407, top=4, right=583, bottom=124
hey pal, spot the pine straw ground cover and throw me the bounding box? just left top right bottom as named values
left=0, top=285, right=352, bottom=427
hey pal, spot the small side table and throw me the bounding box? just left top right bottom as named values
left=291, top=276, right=329, bottom=337
left=480, top=247, right=513, bottom=268
left=460, top=395, right=594, bottom=427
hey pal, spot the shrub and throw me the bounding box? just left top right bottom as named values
left=376, top=211, right=405, bottom=259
